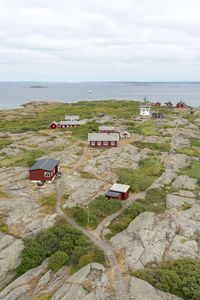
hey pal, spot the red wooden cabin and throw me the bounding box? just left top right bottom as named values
left=155, top=102, right=161, bottom=107
left=29, top=158, right=59, bottom=182
left=165, top=101, right=173, bottom=107
left=88, top=133, right=119, bottom=148
left=106, top=183, right=130, bottom=200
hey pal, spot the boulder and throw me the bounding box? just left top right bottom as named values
left=166, top=194, right=196, bottom=208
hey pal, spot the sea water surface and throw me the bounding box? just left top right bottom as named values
left=0, top=81, right=199, bottom=110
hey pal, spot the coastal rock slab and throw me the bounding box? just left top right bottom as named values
left=166, top=194, right=196, bottom=208
left=130, top=277, right=183, bottom=300
left=0, top=232, right=24, bottom=289
left=172, top=175, right=197, bottom=190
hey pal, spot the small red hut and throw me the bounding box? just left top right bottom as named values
left=165, top=101, right=173, bottom=107
left=29, top=158, right=59, bottom=182
left=155, top=102, right=161, bottom=107
left=106, top=183, right=130, bottom=200
left=49, top=121, right=58, bottom=129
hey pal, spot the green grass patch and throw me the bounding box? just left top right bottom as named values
left=176, top=147, right=200, bottom=158
left=127, top=120, right=160, bottom=136
left=132, top=257, right=200, bottom=300
left=67, top=195, right=122, bottom=229
left=17, top=222, right=106, bottom=276
left=80, top=171, right=97, bottom=179
left=108, top=187, right=167, bottom=236
left=38, top=193, right=57, bottom=214
left=0, top=221, right=10, bottom=234
left=133, top=141, right=170, bottom=153
left=179, top=161, right=200, bottom=183
left=0, top=190, right=9, bottom=199
left=190, top=138, right=200, bottom=148
left=117, top=158, right=164, bottom=193
left=0, top=138, right=13, bottom=150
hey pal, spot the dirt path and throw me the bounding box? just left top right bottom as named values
left=56, top=145, right=130, bottom=300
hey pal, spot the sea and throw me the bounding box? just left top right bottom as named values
left=0, top=81, right=199, bottom=110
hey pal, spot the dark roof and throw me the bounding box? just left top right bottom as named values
left=29, top=158, right=59, bottom=171
left=105, top=191, right=121, bottom=198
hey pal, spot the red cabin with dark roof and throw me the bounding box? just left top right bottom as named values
left=155, top=102, right=161, bottom=107
left=29, top=158, right=59, bottom=182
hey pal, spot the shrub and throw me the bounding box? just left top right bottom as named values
left=48, top=251, right=69, bottom=272
left=17, top=224, right=89, bottom=275
left=133, top=258, right=200, bottom=300
left=133, top=141, right=170, bottom=153
left=117, top=158, right=164, bottom=193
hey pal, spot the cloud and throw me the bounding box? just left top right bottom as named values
left=0, top=0, right=200, bottom=80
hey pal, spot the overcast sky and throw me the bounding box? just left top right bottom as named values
left=0, top=0, right=200, bottom=81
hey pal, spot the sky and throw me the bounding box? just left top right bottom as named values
left=0, top=0, right=200, bottom=81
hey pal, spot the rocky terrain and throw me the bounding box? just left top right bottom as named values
left=0, top=101, right=200, bottom=299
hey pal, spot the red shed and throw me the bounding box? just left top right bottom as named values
left=88, top=133, right=119, bottom=148
left=165, top=101, right=173, bottom=107
left=29, top=158, right=59, bottom=182
left=155, top=102, right=161, bottom=107
left=105, top=191, right=122, bottom=200
left=109, top=183, right=130, bottom=200
left=49, top=121, right=58, bottom=129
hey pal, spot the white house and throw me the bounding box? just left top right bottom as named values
left=139, top=105, right=151, bottom=116
left=88, top=133, right=119, bottom=148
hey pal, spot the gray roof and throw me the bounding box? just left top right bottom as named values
left=29, top=158, right=59, bottom=171
left=99, top=126, right=116, bottom=131
left=105, top=191, right=121, bottom=198
left=88, top=133, right=119, bottom=142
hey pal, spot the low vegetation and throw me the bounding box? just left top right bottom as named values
left=107, top=187, right=167, bottom=237
left=67, top=195, right=122, bottom=229
left=0, top=138, right=13, bottom=150
left=117, top=158, right=164, bottom=193
left=179, top=161, right=200, bottom=183
left=17, top=222, right=105, bottom=275
left=175, top=147, right=200, bottom=158
left=38, top=193, right=57, bottom=214
left=0, top=221, right=10, bottom=234
left=133, top=141, right=170, bottom=153
left=126, top=120, right=160, bottom=136
left=133, top=257, right=200, bottom=300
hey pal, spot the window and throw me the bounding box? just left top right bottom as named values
left=97, top=141, right=101, bottom=146
left=111, top=141, right=115, bottom=146
left=44, top=172, right=50, bottom=177
left=103, top=141, right=108, bottom=146
left=91, top=141, right=95, bottom=146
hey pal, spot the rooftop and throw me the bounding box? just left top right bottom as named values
left=29, top=158, right=59, bottom=171
left=88, top=133, right=119, bottom=142
left=110, top=183, right=130, bottom=193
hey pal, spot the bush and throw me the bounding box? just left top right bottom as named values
left=69, top=195, right=122, bottom=229
left=133, top=258, right=200, bottom=300
left=17, top=224, right=89, bottom=275
left=48, top=251, right=69, bottom=272
left=117, top=158, right=164, bottom=193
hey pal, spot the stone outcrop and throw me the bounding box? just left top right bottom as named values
left=0, top=233, right=24, bottom=289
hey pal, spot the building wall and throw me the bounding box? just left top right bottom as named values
left=121, top=190, right=129, bottom=200
left=99, top=130, right=116, bottom=133
left=106, top=194, right=122, bottom=200
left=89, top=141, right=118, bottom=147
left=29, top=167, right=58, bottom=181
